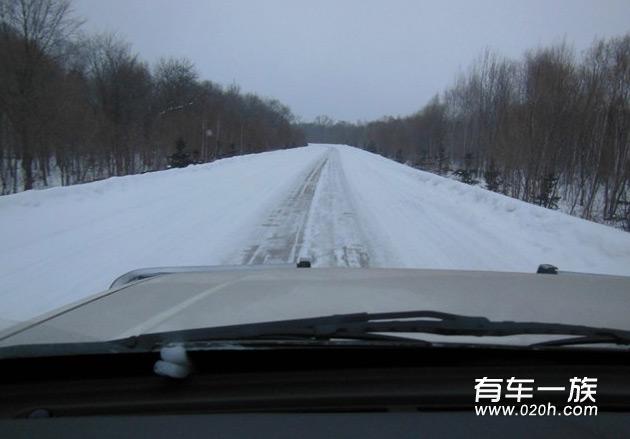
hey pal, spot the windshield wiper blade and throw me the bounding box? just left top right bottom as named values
left=116, top=310, right=630, bottom=349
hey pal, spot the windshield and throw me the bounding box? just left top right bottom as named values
left=0, top=0, right=630, bottom=352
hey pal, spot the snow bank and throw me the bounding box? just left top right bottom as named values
left=335, top=144, right=630, bottom=275
left=0, top=147, right=326, bottom=325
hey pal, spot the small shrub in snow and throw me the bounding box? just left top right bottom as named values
left=169, top=138, right=192, bottom=168
left=453, top=169, right=479, bottom=185
left=484, top=160, right=501, bottom=192
left=534, top=173, right=561, bottom=210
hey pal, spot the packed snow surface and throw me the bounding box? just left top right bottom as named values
left=1, top=144, right=630, bottom=329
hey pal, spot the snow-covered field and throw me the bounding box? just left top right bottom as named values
left=2, top=144, right=630, bottom=329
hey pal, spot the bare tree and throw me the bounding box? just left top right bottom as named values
left=0, top=0, right=81, bottom=190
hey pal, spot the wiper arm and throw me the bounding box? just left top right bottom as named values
left=530, top=334, right=630, bottom=348
left=3, top=311, right=628, bottom=360
left=119, top=311, right=448, bottom=349
left=116, top=310, right=630, bottom=349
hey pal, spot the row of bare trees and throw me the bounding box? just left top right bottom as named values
left=301, top=34, right=630, bottom=229
left=0, top=0, right=305, bottom=194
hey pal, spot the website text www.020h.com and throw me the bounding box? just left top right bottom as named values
left=475, top=403, right=598, bottom=416
left=474, top=376, right=598, bottom=416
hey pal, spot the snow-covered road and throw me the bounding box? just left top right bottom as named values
left=2, top=144, right=630, bottom=328
left=239, top=148, right=370, bottom=267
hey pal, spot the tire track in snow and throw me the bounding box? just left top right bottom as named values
left=240, top=147, right=371, bottom=267
left=241, top=154, right=329, bottom=265
left=297, top=148, right=371, bottom=267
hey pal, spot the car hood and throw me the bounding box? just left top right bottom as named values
left=1, top=267, right=630, bottom=348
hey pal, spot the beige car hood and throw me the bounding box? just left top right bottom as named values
left=1, top=267, right=630, bottom=347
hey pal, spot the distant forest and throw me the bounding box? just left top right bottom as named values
left=0, top=0, right=305, bottom=194
left=302, top=35, right=630, bottom=230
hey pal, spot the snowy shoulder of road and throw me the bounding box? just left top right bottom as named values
left=0, top=147, right=327, bottom=325
left=1, top=143, right=630, bottom=328
left=334, top=145, right=630, bottom=275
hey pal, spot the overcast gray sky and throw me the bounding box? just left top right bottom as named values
left=72, top=0, right=630, bottom=122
